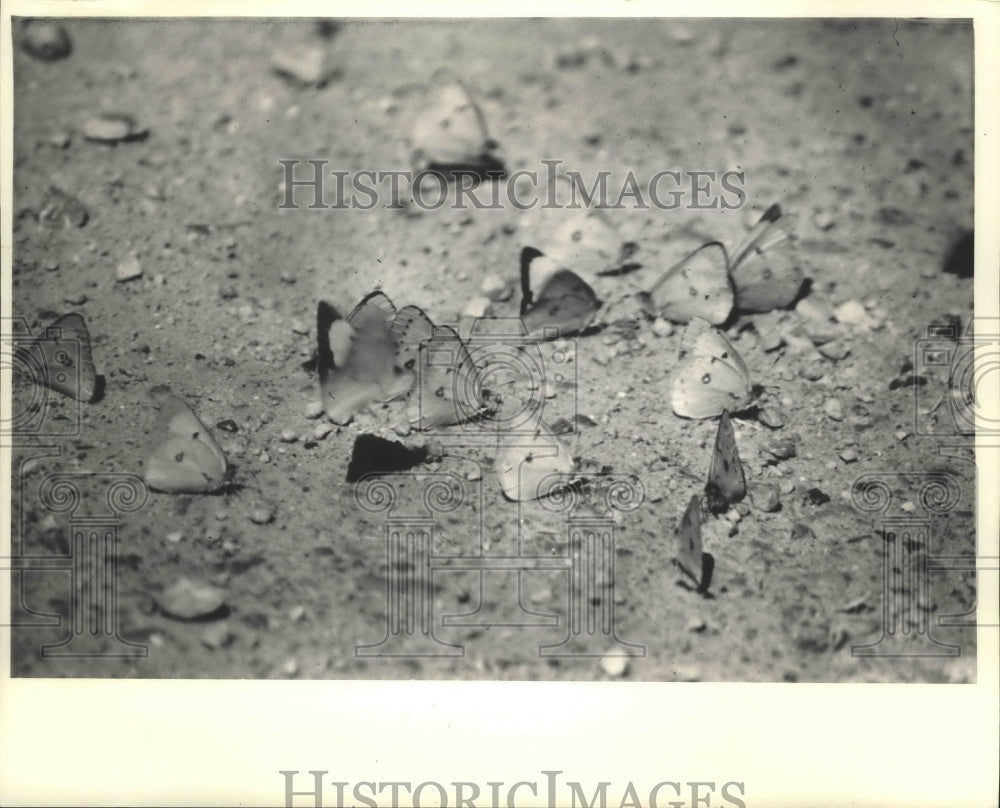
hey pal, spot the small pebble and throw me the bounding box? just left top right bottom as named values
left=760, top=332, right=785, bottom=352
left=758, top=404, right=785, bottom=429
left=49, top=131, right=71, bottom=149
left=156, top=577, right=226, bottom=621
left=279, top=429, right=297, bottom=443
left=115, top=256, right=143, bottom=282
left=38, top=186, right=88, bottom=228
left=790, top=523, right=816, bottom=541
left=839, top=448, right=859, bottom=463
left=824, top=398, right=844, bottom=421
left=42, top=259, right=60, bottom=272
left=799, top=362, right=826, bottom=382
left=289, top=605, right=306, bottom=622
left=21, top=20, right=72, bottom=61
left=82, top=113, right=146, bottom=144
left=894, top=429, right=909, bottom=441
left=282, top=658, right=300, bottom=677
left=480, top=274, right=512, bottom=302
left=763, top=438, right=797, bottom=461
left=312, top=422, right=334, bottom=441
left=165, top=531, right=183, bottom=543
left=64, top=292, right=87, bottom=306
left=795, top=298, right=833, bottom=321
left=599, top=654, right=629, bottom=678
left=818, top=340, right=851, bottom=361
left=651, top=318, right=674, bottom=338
left=900, top=501, right=916, bottom=513
left=291, top=320, right=309, bottom=336
left=200, top=622, right=233, bottom=650
left=834, top=299, right=874, bottom=328
left=466, top=466, right=483, bottom=482
left=685, top=616, right=707, bottom=633
left=249, top=504, right=275, bottom=525
left=461, top=296, right=493, bottom=318
left=812, top=209, right=836, bottom=231
left=752, top=484, right=781, bottom=512
left=305, top=401, right=324, bottom=419
left=271, top=45, right=336, bottom=86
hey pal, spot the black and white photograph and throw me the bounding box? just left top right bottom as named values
left=2, top=4, right=997, bottom=807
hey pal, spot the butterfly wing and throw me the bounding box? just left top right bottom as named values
left=705, top=410, right=747, bottom=513
left=410, top=82, right=494, bottom=170
left=671, top=318, right=753, bottom=419
left=391, top=305, right=485, bottom=429
left=520, top=247, right=601, bottom=340
left=495, top=422, right=576, bottom=501
left=647, top=241, right=733, bottom=325
left=145, top=396, right=227, bottom=494
left=729, top=204, right=804, bottom=312
left=17, top=313, right=97, bottom=401
left=674, top=495, right=712, bottom=592
left=317, top=292, right=411, bottom=425
left=543, top=207, right=632, bottom=276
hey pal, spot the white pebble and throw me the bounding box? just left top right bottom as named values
left=824, top=398, right=844, bottom=421
left=461, top=296, right=493, bottom=318
left=652, top=318, right=674, bottom=337
left=305, top=401, right=324, bottom=419
left=279, top=429, right=297, bottom=443
left=599, top=654, right=629, bottom=678
left=115, top=256, right=143, bottom=282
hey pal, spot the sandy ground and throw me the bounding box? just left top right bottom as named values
left=8, top=18, right=977, bottom=681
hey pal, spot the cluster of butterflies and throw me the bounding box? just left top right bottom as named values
left=14, top=76, right=803, bottom=595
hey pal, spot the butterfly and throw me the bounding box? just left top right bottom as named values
left=728, top=204, right=804, bottom=313
left=645, top=241, right=734, bottom=325
left=537, top=201, right=636, bottom=276
left=145, top=395, right=228, bottom=494
left=390, top=304, right=488, bottom=429
left=494, top=420, right=577, bottom=501
left=519, top=246, right=602, bottom=340
left=409, top=80, right=502, bottom=176
left=673, top=494, right=714, bottom=593
left=15, top=313, right=99, bottom=402
left=705, top=410, right=747, bottom=513
left=671, top=317, right=754, bottom=419
left=317, top=292, right=414, bottom=425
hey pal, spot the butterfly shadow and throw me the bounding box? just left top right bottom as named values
left=90, top=374, right=106, bottom=404
left=418, top=157, right=508, bottom=187
left=674, top=552, right=716, bottom=598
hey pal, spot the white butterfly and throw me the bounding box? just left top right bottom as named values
left=494, top=420, right=577, bottom=501
left=519, top=246, right=602, bottom=340
left=16, top=313, right=98, bottom=402
left=671, top=317, right=754, bottom=419
left=645, top=241, right=734, bottom=325
left=390, top=304, right=488, bottom=429
left=704, top=410, right=747, bottom=513
left=409, top=79, right=500, bottom=174
left=673, top=494, right=713, bottom=593
left=317, top=292, right=413, bottom=425
left=728, top=204, right=804, bottom=313
left=534, top=195, right=636, bottom=276
left=145, top=396, right=228, bottom=494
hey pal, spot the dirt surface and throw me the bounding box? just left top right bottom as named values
left=8, top=18, right=977, bottom=681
